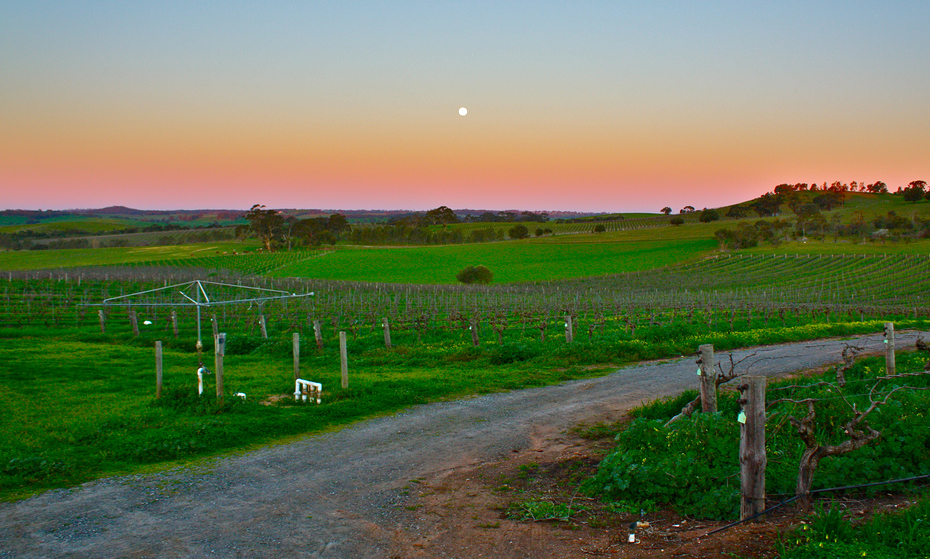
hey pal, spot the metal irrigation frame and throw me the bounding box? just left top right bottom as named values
left=91, top=279, right=315, bottom=347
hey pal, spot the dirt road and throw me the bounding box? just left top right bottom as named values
left=1, top=331, right=925, bottom=559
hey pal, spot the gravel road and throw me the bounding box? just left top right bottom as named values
left=1, top=331, right=926, bottom=559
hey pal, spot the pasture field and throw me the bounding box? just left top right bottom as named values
left=0, top=242, right=260, bottom=271
left=268, top=238, right=717, bottom=283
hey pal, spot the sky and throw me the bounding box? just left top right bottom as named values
left=2, top=1, right=929, bottom=213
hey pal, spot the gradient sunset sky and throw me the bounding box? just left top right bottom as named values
left=2, top=2, right=928, bottom=213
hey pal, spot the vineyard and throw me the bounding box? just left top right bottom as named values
left=4, top=253, right=928, bottom=345
left=2, top=252, right=929, bottom=499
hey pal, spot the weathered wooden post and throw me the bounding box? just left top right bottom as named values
left=98, top=309, right=106, bottom=334
left=565, top=315, right=574, bottom=344
left=129, top=310, right=139, bottom=336
left=259, top=315, right=268, bottom=339
left=155, top=340, right=163, bottom=399
left=382, top=317, right=392, bottom=349
left=339, top=331, right=348, bottom=388
left=293, top=332, right=300, bottom=381
left=313, top=319, right=323, bottom=349
left=884, top=322, right=896, bottom=376
left=215, top=332, right=225, bottom=403
left=171, top=310, right=179, bottom=338
left=698, top=344, right=717, bottom=413
left=470, top=319, right=480, bottom=347
left=739, top=376, right=767, bottom=521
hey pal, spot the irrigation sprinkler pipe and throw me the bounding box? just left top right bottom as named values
left=295, top=379, right=322, bottom=404
left=197, top=366, right=211, bottom=395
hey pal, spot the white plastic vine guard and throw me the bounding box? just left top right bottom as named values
left=295, top=379, right=323, bottom=404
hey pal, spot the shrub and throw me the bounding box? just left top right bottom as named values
left=669, top=217, right=685, bottom=226
left=584, top=413, right=740, bottom=519
left=456, top=265, right=493, bottom=285
left=508, top=224, right=529, bottom=239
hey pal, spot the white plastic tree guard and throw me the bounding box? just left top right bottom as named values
left=295, top=379, right=322, bottom=404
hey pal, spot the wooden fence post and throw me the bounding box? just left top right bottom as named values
left=565, top=315, right=574, bottom=344
left=884, top=322, right=896, bottom=376
left=98, top=309, right=106, bottom=334
left=313, top=319, right=323, bottom=349
left=339, top=331, right=348, bottom=388
left=739, top=376, right=767, bottom=521
left=293, top=332, right=300, bottom=381
left=215, top=333, right=225, bottom=404
left=129, top=310, right=139, bottom=337
left=698, top=344, right=717, bottom=413
left=259, top=315, right=268, bottom=339
left=155, top=341, right=163, bottom=399
left=212, top=313, right=219, bottom=339
left=382, top=317, right=392, bottom=349
left=470, top=319, right=480, bottom=347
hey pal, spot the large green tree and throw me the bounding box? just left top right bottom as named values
left=245, top=204, right=285, bottom=251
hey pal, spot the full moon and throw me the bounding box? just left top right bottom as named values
left=458, top=107, right=467, bottom=116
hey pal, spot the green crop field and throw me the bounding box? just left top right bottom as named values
left=0, top=242, right=259, bottom=271
left=267, top=237, right=717, bottom=283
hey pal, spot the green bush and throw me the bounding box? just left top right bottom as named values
left=584, top=413, right=740, bottom=519
left=456, top=265, right=493, bottom=285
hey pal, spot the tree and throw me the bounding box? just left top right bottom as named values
left=593, top=224, right=606, bottom=233
left=726, top=205, right=749, bottom=219
left=867, top=181, right=888, bottom=193
left=425, top=206, right=458, bottom=226
left=245, top=204, right=285, bottom=251
left=903, top=181, right=926, bottom=202
left=698, top=208, right=720, bottom=223
left=456, top=265, right=493, bottom=285
left=327, top=213, right=350, bottom=236
left=680, top=205, right=695, bottom=213
left=669, top=216, right=685, bottom=226
left=508, top=224, right=529, bottom=239
left=661, top=206, right=672, bottom=215
left=751, top=193, right=782, bottom=217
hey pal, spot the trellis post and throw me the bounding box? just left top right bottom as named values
left=98, top=309, right=106, bottom=334
left=698, top=344, right=717, bottom=413
left=293, top=332, right=300, bottom=381
left=339, top=331, right=349, bottom=388
left=565, top=315, right=574, bottom=343
left=884, top=322, right=896, bottom=376
left=215, top=333, right=225, bottom=403
left=313, top=319, right=323, bottom=349
left=739, top=376, right=766, bottom=521
left=155, top=340, right=163, bottom=399
left=382, top=317, right=392, bottom=349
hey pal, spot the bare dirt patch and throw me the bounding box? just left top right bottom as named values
left=391, top=414, right=917, bottom=559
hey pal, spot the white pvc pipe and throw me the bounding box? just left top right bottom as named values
left=294, top=378, right=323, bottom=404
left=197, top=366, right=209, bottom=396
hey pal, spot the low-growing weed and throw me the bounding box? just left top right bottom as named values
left=507, top=500, right=587, bottom=522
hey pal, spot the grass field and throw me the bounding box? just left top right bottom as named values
left=0, top=242, right=260, bottom=271
left=268, top=237, right=717, bottom=283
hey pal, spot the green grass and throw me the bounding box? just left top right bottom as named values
left=269, top=238, right=717, bottom=283
left=0, top=242, right=260, bottom=270
left=0, top=216, right=146, bottom=235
